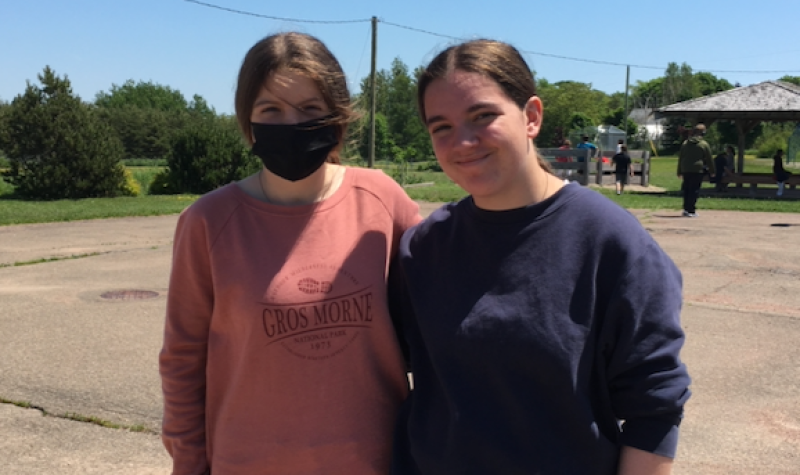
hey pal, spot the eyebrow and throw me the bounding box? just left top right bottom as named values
left=425, top=102, right=497, bottom=126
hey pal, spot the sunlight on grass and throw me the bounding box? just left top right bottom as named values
left=0, top=158, right=797, bottom=227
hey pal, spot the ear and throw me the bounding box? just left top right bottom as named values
left=524, top=96, right=543, bottom=140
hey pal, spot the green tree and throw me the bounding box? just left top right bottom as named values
left=602, top=108, right=639, bottom=137
left=357, top=70, right=390, bottom=117
left=95, top=81, right=214, bottom=160
left=384, top=58, right=430, bottom=161
left=0, top=100, right=10, bottom=161
left=96, top=105, right=173, bottom=160
left=356, top=112, right=395, bottom=162
left=94, top=80, right=189, bottom=112
left=568, top=112, right=594, bottom=131
left=630, top=77, right=665, bottom=110
left=694, top=72, right=733, bottom=96
left=357, top=59, right=432, bottom=162
left=188, top=94, right=216, bottom=119
left=537, top=80, right=610, bottom=147
left=778, top=75, right=800, bottom=86
left=662, top=62, right=697, bottom=104
left=1, top=67, right=127, bottom=199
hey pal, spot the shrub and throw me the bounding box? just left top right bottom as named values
left=1, top=67, right=127, bottom=200
left=147, top=169, right=180, bottom=195
left=416, top=160, right=442, bottom=172
left=121, top=168, right=141, bottom=197
left=756, top=136, right=786, bottom=159
left=162, top=116, right=260, bottom=194
left=754, top=123, right=792, bottom=158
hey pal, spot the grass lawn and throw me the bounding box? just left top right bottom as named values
left=597, top=156, right=800, bottom=213
left=1, top=156, right=798, bottom=226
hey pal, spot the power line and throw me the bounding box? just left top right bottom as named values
left=379, top=21, right=800, bottom=74
left=184, top=0, right=370, bottom=24
left=185, top=1, right=800, bottom=75
left=378, top=21, right=461, bottom=41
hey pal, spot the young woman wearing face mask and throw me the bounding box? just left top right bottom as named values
left=159, top=32, right=421, bottom=475
left=389, top=39, right=691, bottom=475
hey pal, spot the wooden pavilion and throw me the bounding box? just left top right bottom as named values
left=655, top=80, right=800, bottom=174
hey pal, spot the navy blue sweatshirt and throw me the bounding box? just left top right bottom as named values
left=390, top=184, right=691, bottom=475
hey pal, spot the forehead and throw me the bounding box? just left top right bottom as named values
left=256, top=71, right=323, bottom=103
left=423, top=70, right=510, bottom=116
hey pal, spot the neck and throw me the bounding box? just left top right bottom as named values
left=258, top=163, right=341, bottom=206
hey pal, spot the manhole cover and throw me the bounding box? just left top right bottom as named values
left=100, top=290, right=159, bottom=300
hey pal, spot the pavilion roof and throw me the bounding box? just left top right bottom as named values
left=655, top=81, right=800, bottom=121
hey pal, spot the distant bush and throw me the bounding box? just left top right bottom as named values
left=755, top=137, right=786, bottom=159
left=157, top=116, right=260, bottom=194
left=121, top=168, right=141, bottom=197
left=416, top=160, right=442, bottom=172
left=123, top=158, right=168, bottom=167
left=754, top=123, right=792, bottom=158
left=1, top=67, right=127, bottom=200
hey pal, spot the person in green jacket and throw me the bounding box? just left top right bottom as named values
left=677, top=124, right=714, bottom=217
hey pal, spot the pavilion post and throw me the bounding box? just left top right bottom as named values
left=734, top=119, right=760, bottom=177
left=735, top=120, right=746, bottom=179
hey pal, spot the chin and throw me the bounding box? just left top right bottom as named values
left=459, top=180, right=503, bottom=201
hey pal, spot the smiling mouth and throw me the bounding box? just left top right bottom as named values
left=456, top=153, right=490, bottom=165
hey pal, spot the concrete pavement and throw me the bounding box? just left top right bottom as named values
left=1, top=204, right=799, bottom=474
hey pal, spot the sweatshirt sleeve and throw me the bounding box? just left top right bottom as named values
left=159, top=207, right=215, bottom=475
left=602, top=241, right=691, bottom=459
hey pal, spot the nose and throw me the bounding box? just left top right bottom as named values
left=452, top=123, right=479, bottom=151
left=284, top=108, right=308, bottom=125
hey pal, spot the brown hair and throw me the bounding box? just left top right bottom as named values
left=235, top=32, right=354, bottom=163
left=417, top=39, right=552, bottom=173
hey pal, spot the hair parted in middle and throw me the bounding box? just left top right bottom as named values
left=234, top=32, right=354, bottom=163
left=416, top=38, right=552, bottom=172
left=416, top=39, right=536, bottom=121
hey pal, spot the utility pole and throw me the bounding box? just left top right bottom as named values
left=624, top=65, right=630, bottom=138
left=368, top=16, right=377, bottom=168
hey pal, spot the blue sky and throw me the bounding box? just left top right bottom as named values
left=2, top=0, right=799, bottom=114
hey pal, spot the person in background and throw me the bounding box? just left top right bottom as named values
left=677, top=123, right=714, bottom=217
left=391, top=38, right=691, bottom=475
left=159, top=32, right=420, bottom=475
left=726, top=145, right=736, bottom=174
left=555, top=139, right=573, bottom=178
left=713, top=148, right=732, bottom=192
left=774, top=149, right=793, bottom=197
left=616, top=138, right=625, bottom=154
left=556, top=139, right=573, bottom=162
left=612, top=144, right=634, bottom=195
left=576, top=134, right=598, bottom=162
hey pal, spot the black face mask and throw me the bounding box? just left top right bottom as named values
left=251, top=116, right=339, bottom=182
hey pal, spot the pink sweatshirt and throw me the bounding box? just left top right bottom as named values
left=159, top=167, right=420, bottom=475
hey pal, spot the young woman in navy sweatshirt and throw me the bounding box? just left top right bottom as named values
left=390, top=39, right=691, bottom=475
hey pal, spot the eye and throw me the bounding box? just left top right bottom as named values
left=474, top=111, right=497, bottom=122
left=429, top=124, right=451, bottom=135
left=303, top=104, right=323, bottom=112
